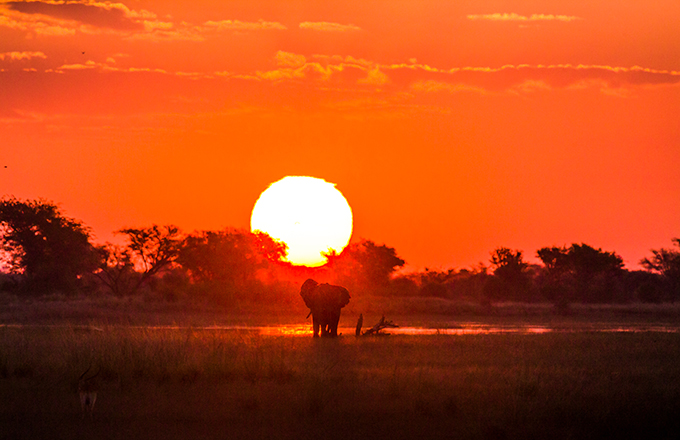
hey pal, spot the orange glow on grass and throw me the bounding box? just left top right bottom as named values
left=250, top=176, right=353, bottom=267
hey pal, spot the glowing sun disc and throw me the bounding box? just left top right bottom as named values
left=250, top=176, right=353, bottom=267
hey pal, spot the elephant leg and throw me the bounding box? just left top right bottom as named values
left=312, top=314, right=320, bottom=337
left=329, top=310, right=341, bottom=337
left=316, top=310, right=329, bottom=337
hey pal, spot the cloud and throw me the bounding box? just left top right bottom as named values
left=275, top=51, right=306, bottom=68
left=1, top=1, right=285, bottom=40
left=44, top=57, right=174, bottom=74
left=201, top=19, right=286, bottom=31
left=358, top=66, right=389, bottom=85
left=236, top=52, right=680, bottom=96
left=410, top=80, right=487, bottom=94
left=5, top=1, right=146, bottom=31
left=0, top=5, right=76, bottom=35
left=467, top=13, right=581, bottom=22
left=0, top=51, right=46, bottom=61
left=509, top=79, right=552, bottom=94
left=299, top=21, right=361, bottom=32
left=312, top=54, right=372, bottom=68
left=256, top=68, right=305, bottom=81
left=404, top=63, right=680, bottom=96
left=54, top=59, right=99, bottom=70
left=7, top=42, right=677, bottom=102
left=127, top=19, right=286, bottom=42
left=251, top=51, right=372, bottom=83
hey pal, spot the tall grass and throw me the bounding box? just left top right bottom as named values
left=2, top=327, right=680, bottom=439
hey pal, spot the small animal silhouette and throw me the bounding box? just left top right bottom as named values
left=78, top=366, right=99, bottom=418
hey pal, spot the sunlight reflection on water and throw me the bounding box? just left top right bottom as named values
left=212, top=324, right=680, bottom=336
left=3, top=323, right=680, bottom=336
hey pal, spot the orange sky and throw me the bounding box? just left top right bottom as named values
left=1, top=0, right=679, bottom=271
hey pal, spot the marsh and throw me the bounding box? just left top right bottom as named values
left=2, top=323, right=680, bottom=440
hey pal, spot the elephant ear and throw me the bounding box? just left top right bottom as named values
left=300, top=279, right=319, bottom=308
left=335, top=286, right=351, bottom=309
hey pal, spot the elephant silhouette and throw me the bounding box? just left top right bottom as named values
left=300, top=279, right=350, bottom=337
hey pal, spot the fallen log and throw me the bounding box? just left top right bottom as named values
left=357, top=315, right=399, bottom=336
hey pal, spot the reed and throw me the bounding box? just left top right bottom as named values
left=1, top=326, right=680, bottom=439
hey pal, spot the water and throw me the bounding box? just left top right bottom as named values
left=253, top=323, right=680, bottom=336
left=4, top=323, right=678, bottom=336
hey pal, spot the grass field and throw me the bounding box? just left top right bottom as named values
left=2, top=323, right=680, bottom=440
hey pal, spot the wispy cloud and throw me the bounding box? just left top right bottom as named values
left=411, top=80, right=487, bottom=94
left=201, top=19, right=286, bottom=31
left=5, top=0, right=147, bottom=31
left=213, top=56, right=680, bottom=95
left=9, top=44, right=680, bottom=102
left=0, top=4, right=76, bottom=35
left=467, top=13, right=581, bottom=22
left=0, top=51, right=46, bottom=61
left=358, top=66, right=389, bottom=85
left=275, top=51, right=306, bottom=68
left=299, top=21, right=361, bottom=32
left=51, top=59, right=100, bottom=70
left=253, top=51, right=379, bottom=84
left=403, top=63, right=680, bottom=96
left=1, top=1, right=286, bottom=40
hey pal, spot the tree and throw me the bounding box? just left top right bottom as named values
left=177, top=229, right=286, bottom=288
left=640, top=238, right=680, bottom=301
left=92, top=243, right=137, bottom=297
left=536, top=243, right=624, bottom=304
left=536, top=246, right=575, bottom=308
left=0, top=197, right=99, bottom=294
left=536, top=246, right=570, bottom=274
left=116, top=225, right=184, bottom=294
left=326, top=240, right=405, bottom=294
left=415, top=268, right=457, bottom=298
left=483, top=247, right=532, bottom=302
left=568, top=243, right=624, bottom=303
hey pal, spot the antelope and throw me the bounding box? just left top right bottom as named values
left=78, top=366, right=99, bottom=418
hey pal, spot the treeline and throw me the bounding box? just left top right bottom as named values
left=1, top=197, right=679, bottom=308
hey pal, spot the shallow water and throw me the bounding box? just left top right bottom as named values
left=254, top=323, right=680, bottom=336
left=4, top=323, right=679, bottom=336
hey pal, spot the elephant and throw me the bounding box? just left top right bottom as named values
left=300, top=279, right=351, bottom=337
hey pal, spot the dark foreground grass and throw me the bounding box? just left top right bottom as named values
left=1, top=326, right=680, bottom=440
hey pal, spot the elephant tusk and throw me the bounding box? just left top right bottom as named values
left=306, top=311, right=312, bottom=319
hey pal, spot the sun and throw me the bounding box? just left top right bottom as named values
left=250, top=176, right=353, bottom=267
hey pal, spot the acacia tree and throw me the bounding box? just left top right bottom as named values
left=640, top=238, right=680, bottom=301
left=0, top=197, right=99, bottom=294
left=116, top=225, right=184, bottom=295
left=92, top=243, right=137, bottom=297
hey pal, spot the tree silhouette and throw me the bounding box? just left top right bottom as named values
left=484, top=247, right=532, bottom=302
left=178, top=229, right=286, bottom=288
left=641, top=238, right=680, bottom=301
left=569, top=243, right=624, bottom=303
left=536, top=246, right=574, bottom=308
left=116, top=225, right=184, bottom=294
left=92, top=243, right=137, bottom=297
left=326, top=240, right=405, bottom=294
left=0, top=197, right=98, bottom=294
left=537, top=243, right=624, bottom=305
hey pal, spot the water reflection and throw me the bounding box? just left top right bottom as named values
left=222, top=324, right=680, bottom=336
left=3, top=323, right=680, bottom=336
